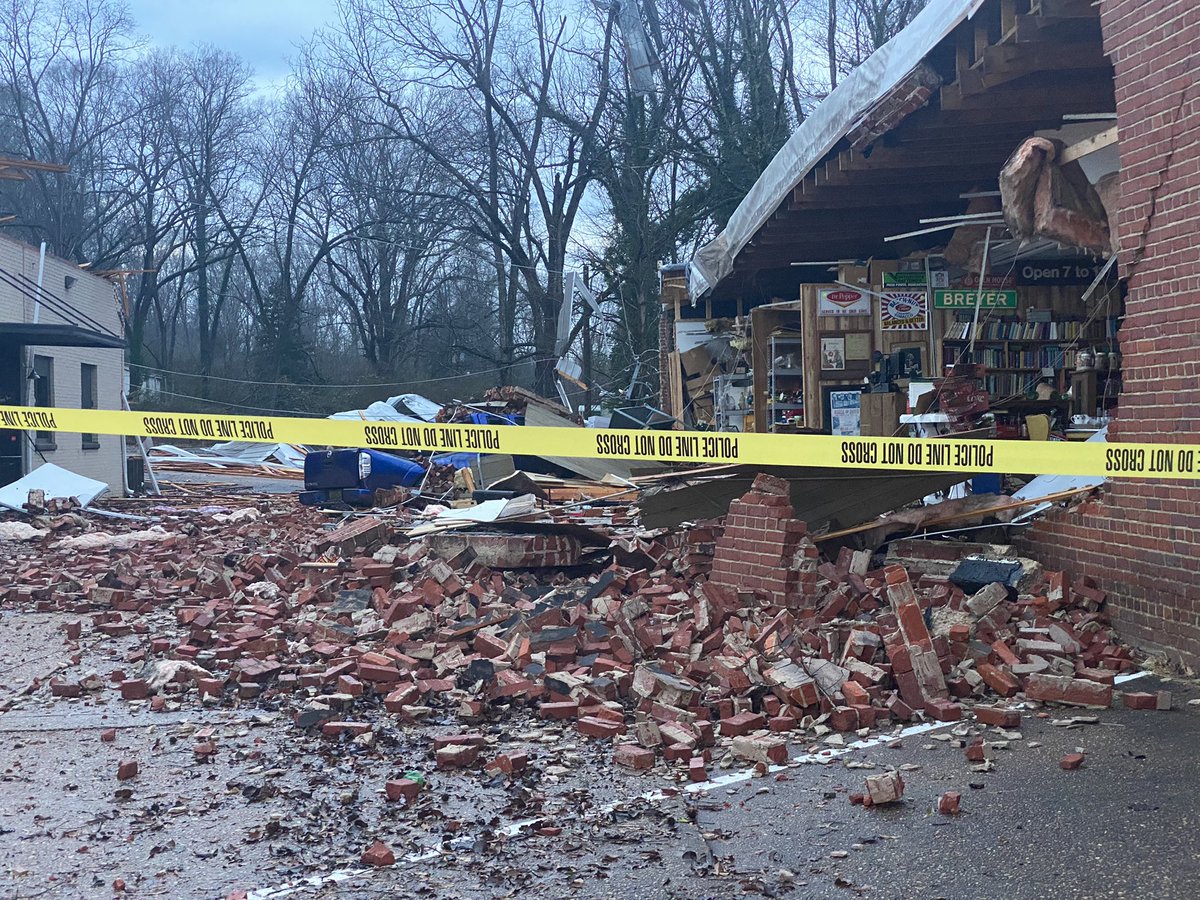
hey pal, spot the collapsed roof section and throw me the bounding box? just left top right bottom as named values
left=689, top=0, right=1114, bottom=302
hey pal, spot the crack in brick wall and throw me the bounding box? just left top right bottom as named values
left=1018, top=0, right=1200, bottom=670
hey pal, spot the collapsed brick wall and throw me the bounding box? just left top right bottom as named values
left=1019, top=0, right=1200, bottom=669
left=709, top=474, right=820, bottom=606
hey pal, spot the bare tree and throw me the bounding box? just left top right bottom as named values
left=115, top=50, right=189, bottom=386
left=678, top=0, right=807, bottom=225
left=318, top=89, right=474, bottom=374
left=0, top=0, right=138, bottom=262
left=815, top=0, right=928, bottom=85
left=336, top=0, right=617, bottom=395
left=166, top=47, right=256, bottom=386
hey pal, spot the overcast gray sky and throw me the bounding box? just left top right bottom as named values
left=125, top=0, right=337, bottom=85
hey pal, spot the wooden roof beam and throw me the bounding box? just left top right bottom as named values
left=790, top=183, right=984, bottom=210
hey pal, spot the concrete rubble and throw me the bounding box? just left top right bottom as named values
left=0, top=470, right=1162, bottom=889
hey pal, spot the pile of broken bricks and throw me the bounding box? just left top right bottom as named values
left=0, top=473, right=1165, bottom=822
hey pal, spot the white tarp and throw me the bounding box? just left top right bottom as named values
left=689, top=0, right=986, bottom=297
left=327, top=393, right=442, bottom=425
left=435, top=493, right=538, bottom=523
left=327, top=401, right=422, bottom=424
left=0, top=463, right=108, bottom=512
left=388, top=394, right=442, bottom=422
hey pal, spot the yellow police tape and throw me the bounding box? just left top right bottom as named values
left=2, top=404, right=1196, bottom=480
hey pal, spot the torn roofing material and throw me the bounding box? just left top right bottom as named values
left=0, top=463, right=108, bottom=512
left=639, top=465, right=961, bottom=531
left=688, top=0, right=987, bottom=298
left=327, top=393, right=442, bottom=424
left=1010, top=427, right=1108, bottom=523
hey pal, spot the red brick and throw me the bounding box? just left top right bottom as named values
left=828, top=706, right=860, bottom=731
left=1060, top=752, right=1085, bottom=771
left=840, top=681, right=870, bottom=706
left=383, top=685, right=420, bottom=712
left=732, top=735, right=788, bottom=765
left=973, top=705, right=1021, bottom=728
left=719, top=711, right=766, bottom=736
left=385, top=779, right=421, bottom=802
left=688, top=757, right=709, bottom=782
left=436, top=743, right=481, bottom=768
left=662, top=742, right=693, bottom=762
left=938, top=791, right=961, bottom=815
left=485, top=752, right=529, bottom=776
left=50, top=679, right=81, bottom=698
left=991, top=641, right=1020, bottom=666
left=924, top=698, right=962, bottom=721
left=116, top=760, right=138, bottom=781
left=1122, top=691, right=1158, bottom=710
left=539, top=700, right=579, bottom=720
left=431, top=732, right=486, bottom=750
left=577, top=716, right=623, bottom=739
left=1077, top=667, right=1116, bottom=686
left=119, top=679, right=149, bottom=700
left=474, top=632, right=509, bottom=659
left=864, top=770, right=904, bottom=805
left=976, top=663, right=1020, bottom=698
left=361, top=840, right=396, bottom=867
left=357, top=663, right=400, bottom=683
left=1024, top=673, right=1113, bottom=709
left=614, top=744, right=656, bottom=770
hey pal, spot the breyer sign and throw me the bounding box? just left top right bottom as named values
left=933, top=289, right=1018, bottom=309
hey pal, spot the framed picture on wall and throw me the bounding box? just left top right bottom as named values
left=891, top=344, right=925, bottom=379
left=820, top=331, right=872, bottom=380
left=820, top=337, right=845, bottom=371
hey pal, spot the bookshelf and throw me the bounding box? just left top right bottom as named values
left=942, top=316, right=1120, bottom=403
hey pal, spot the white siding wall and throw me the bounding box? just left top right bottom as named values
left=0, top=237, right=42, bottom=322
left=25, top=346, right=125, bottom=487
left=0, top=234, right=126, bottom=490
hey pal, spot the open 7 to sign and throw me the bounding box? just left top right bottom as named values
left=933, top=290, right=1018, bottom=309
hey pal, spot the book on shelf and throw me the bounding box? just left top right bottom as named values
left=943, top=317, right=1117, bottom=342
left=966, top=346, right=1078, bottom=369
left=982, top=373, right=1044, bottom=397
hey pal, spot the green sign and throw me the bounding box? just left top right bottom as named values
left=933, top=289, right=1018, bottom=309
left=883, top=272, right=928, bottom=287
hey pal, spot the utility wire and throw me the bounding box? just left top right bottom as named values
left=147, top=389, right=333, bottom=417
left=128, top=357, right=560, bottom=389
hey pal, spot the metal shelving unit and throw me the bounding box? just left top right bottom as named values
left=714, top=373, right=753, bottom=432
left=768, top=335, right=804, bottom=431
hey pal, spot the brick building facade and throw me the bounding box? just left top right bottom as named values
left=1018, top=0, right=1200, bottom=669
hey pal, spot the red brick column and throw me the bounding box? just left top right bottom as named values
left=709, top=474, right=820, bottom=607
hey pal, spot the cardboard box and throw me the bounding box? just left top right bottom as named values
left=838, top=263, right=870, bottom=288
